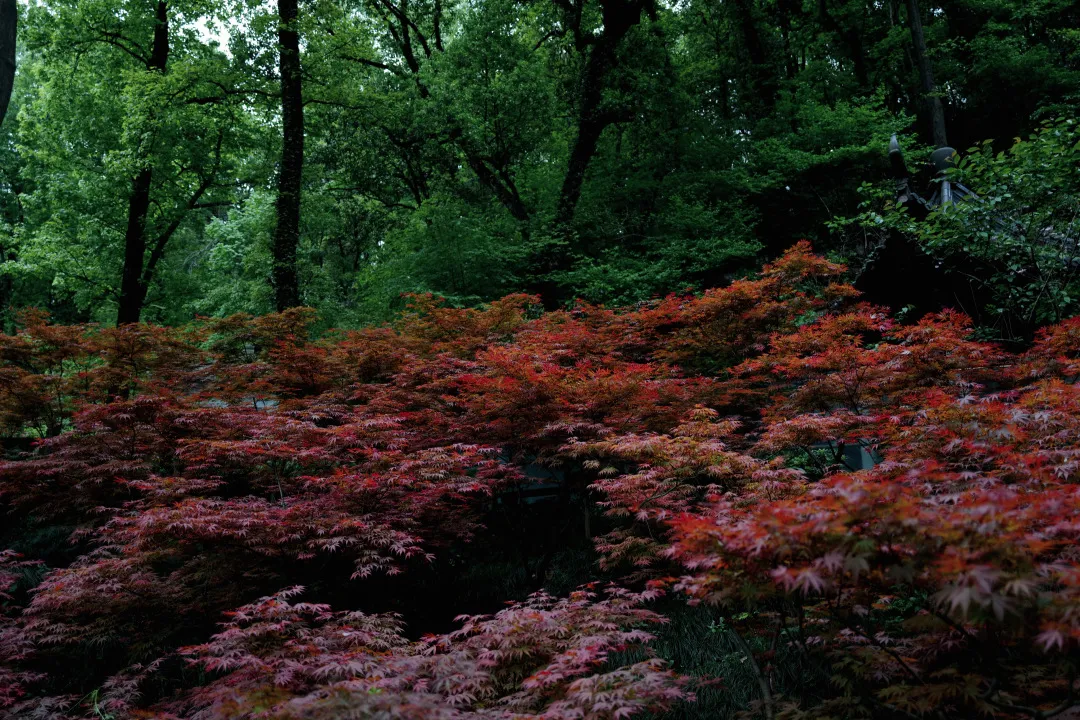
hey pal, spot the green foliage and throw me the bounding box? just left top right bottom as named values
left=184, top=190, right=276, bottom=319
left=10, top=0, right=255, bottom=324
left=554, top=197, right=761, bottom=305
left=0, top=0, right=1077, bottom=327
left=844, top=120, right=1080, bottom=337
left=926, top=120, right=1080, bottom=328
left=352, top=193, right=529, bottom=322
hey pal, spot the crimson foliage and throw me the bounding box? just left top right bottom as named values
left=0, top=243, right=1077, bottom=719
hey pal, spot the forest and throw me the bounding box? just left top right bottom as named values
left=0, top=0, right=1079, bottom=718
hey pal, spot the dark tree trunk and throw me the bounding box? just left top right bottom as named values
left=117, top=168, right=154, bottom=325
left=553, top=0, right=651, bottom=235
left=116, top=1, right=169, bottom=326
left=904, top=0, right=947, bottom=147
left=0, top=0, right=16, bottom=332
left=818, top=0, right=869, bottom=89
left=0, top=0, right=14, bottom=128
left=552, top=99, right=605, bottom=233
left=272, top=0, right=304, bottom=311
left=731, top=0, right=777, bottom=118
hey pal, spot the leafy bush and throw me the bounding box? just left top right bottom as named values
left=1, top=243, right=1079, bottom=719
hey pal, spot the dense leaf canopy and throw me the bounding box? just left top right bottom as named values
left=0, top=0, right=1077, bottom=328
left=0, top=245, right=1079, bottom=718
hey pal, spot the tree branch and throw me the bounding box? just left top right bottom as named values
left=728, top=622, right=776, bottom=720
left=340, top=53, right=402, bottom=75
left=141, top=132, right=225, bottom=288
left=74, top=31, right=150, bottom=67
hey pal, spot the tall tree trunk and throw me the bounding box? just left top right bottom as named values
left=116, top=1, right=169, bottom=326
left=553, top=0, right=651, bottom=236
left=552, top=73, right=607, bottom=234
left=0, top=0, right=14, bottom=128
left=0, top=0, right=16, bottom=332
left=731, top=0, right=777, bottom=118
left=904, top=0, right=947, bottom=147
left=818, top=0, right=869, bottom=89
left=117, top=168, right=154, bottom=325
left=272, top=0, right=304, bottom=311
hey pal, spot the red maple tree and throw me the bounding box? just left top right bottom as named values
left=0, top=243, right=1077, bottom=719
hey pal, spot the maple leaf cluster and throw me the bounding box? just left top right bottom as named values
left=0, top=241, right=1077, bottom=719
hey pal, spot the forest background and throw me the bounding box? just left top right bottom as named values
left=0, top=0, right=1076, bottom=335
